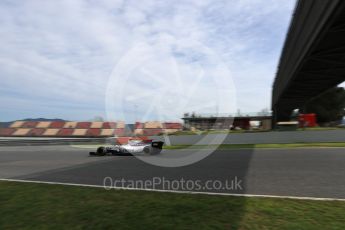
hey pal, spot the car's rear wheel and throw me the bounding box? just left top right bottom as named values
left=143, top=146, right=150, bottom=154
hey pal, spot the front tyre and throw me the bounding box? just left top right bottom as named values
left=97, top=146, right=106, bottom=156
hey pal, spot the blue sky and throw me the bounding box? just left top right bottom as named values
left=0, top=0, right=299, bottom=122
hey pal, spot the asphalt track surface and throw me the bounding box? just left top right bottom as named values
left=0, top=145, right=345, bottom=199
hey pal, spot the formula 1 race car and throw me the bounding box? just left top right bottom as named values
left=89, top=139, right=164, bottom=156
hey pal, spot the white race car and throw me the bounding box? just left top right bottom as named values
left=89, top=139, right=164, bottom=156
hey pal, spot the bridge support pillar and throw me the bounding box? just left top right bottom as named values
left=272, top=105, right=294, bottom=129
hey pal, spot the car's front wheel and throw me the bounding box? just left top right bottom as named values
left=96, top=146, right=106, bottom=156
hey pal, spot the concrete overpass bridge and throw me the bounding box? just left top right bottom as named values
left=272, top=0, right=345, bottom=123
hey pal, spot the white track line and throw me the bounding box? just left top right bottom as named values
left=1, top=178, right=345, bottom=202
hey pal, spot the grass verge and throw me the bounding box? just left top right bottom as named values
left=0, top=181, right=344, bottom=229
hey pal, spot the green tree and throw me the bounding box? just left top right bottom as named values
left=304, top=87, right=345, bottom=123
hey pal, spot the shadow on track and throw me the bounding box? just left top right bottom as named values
left=18, top=144, right=254, bottom=229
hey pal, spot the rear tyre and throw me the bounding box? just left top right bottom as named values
left=143, top=146, right=150, bottom=154
left=151, top=148, right=162, bottom=155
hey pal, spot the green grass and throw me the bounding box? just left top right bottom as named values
left=0, top=181, right=344, bottom=229
left=71, top=143, right=111, bottom=149
left=163, top=142, right=345, bottom=150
